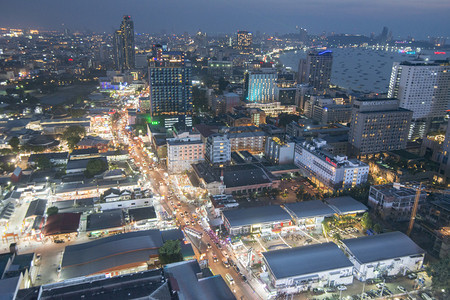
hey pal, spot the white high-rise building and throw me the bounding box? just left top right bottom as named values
left=205, top=134, right=231, bottom=166
left=388, top=59, right=450, bottom=139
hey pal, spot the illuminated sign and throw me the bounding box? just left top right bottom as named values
left=318, top=50, right=332, bottom=55
left=435, top=52, right=446, bottom=55
left=326, top=157, right=337, bottom=167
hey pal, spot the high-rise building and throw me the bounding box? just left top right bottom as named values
left=236, top=31, right=253, bottom=53
left=388, top=59, right=450, bottom=140
left=148, top=51, right=193, bottom=125
left=298, top=50, right=333, bottom=93
left=348, top=99, right=412, bottom=155
left=244, top=69, right=277, bottom=103
left=205, top=134, right=231, bottom=166
left=113, top=15, right=135, bottom=70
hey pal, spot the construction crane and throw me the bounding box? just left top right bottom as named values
left=393, top=182, right=450, bottom=236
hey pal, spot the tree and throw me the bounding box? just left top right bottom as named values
left=36, top=156, right=51, bottom=170
left=277, top=113, right=300, bottom=128
left=8, top=137, right=20, bottom=152
left=85, top=158, right=108, bottom=178
left=373, top=223, right=382, bottom=233
left=218, top=77, right=230, bottom=91
left=47, top=206, right=58, bottom=216
left=63, top=125, right=86, bottom=149
left=158, top=240, right=183, bottom=265
left=361, top=212, right=373, bottom=230
left=332, top=233, right=342, bottom=241
left=426, top=255, right=450, bottom=290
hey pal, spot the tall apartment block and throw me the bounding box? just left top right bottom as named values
left=113, top=16, right=135, bottom=70
left=148, top=51, right=192, bottom=128
left=236, top=30, right=253, bottom=53
left=348, top=99, right=412, bottom=156
left=205, top=134, right=231, bottom=167
left=244, top=69, right=277, bottom=103
left=298, top=50, right=333, bottom=93
left=388, top=59, right=450, bottom=140
left=167, top=132, right=204, bottom=174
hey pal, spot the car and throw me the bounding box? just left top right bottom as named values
left=397, top=286, right=407, bottom=293
left=185, top=221, right=190, bottom=226
left=207, top=243, right=212, bottom=249
left=57, top=266, right=61, bottom=273
left=241, top=274, right=247, bottom=282
left=198, top=220, right=202, bottom=225
left=325, top=287, right=337, bottom=293
left=234, top=265, right=240, bottom=273
left=225, top=273, right=234, bottom=285
left=407, top=273, right=417, bottom=279
left=313, top=288, right=325, bottom=295
left=223, top=259, right=230, bottom=268
left=212, top=255, right=218, bottom=262
left=376, top=283, right=385, bottom=289
left=337, top=285, right=347, bottom=291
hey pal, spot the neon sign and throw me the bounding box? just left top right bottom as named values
left=326, top=157, right=337, bottom=167
left=434, top=52, right=446, bottom=55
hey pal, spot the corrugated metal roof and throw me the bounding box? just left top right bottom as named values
left=342, top=231, right=425, bottom=264
left=222, top=205, right=292, bottom=227
left=263, top=243, right=353, bottom=280
left=284, top=200, right=335, bottom=219
left=325, top=196, right=368, bottom=215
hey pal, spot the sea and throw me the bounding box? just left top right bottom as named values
left=278, top=48, right=447, bottom=93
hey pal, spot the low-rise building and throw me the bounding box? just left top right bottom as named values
left=262, top=243, right=353, bottom=294
left=325, top=196, right=368, bottom=216
left=341, top=231, right=425, bottom=281
left=294, top=139, right=369, bottom=192
left=283, top=200, right=335, bottom=229
left=368, top=184, right=427, bottom=222
left=222, top=205, right=292, bottom=236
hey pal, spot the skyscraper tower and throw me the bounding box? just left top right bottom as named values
left=113, top=15, right=135, bottom=70
left=388, top=59, right=450, bottom=140
left=148, top=51, right=193, bottom=127
left=298, top=50, right=333, bottom=93
left=236, top=31, right=253, bottom=53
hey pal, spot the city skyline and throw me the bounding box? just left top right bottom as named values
left=0, top=0, right=449, bottom=38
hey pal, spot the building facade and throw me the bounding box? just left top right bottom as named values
left=113, top=16, right=135, bottom=70
left=265, top=137, right=295, bottom=165
left=298, top=50, right=333, bottom=93
left=348, top=99, right=412, bottom=155
left=388, top=59, right=450, bottom=140
left=148, top=52, right=192, bottom=123
left=167, top=133, right=205, bottom=174
left=205, top=134, right=231, bottom=166
left=368, top=184, right=427, bottom=222
left=245, top=69, right=277, bottom=103
left=294, top=139, right=369, bottom=191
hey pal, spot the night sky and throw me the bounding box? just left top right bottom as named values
left=1, top=0, right=449, bottom=38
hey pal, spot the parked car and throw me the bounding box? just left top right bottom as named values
left=337, top=285, right=347, bottom=291
left=397, top=286, right=407, bottom=293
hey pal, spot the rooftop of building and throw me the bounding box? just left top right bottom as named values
left=164, top=260, right=236, bottom=300
left=342, top=231, right=425, bottom=264
left=86, top=209, right=125, bottom=232
left=263, top=243, right=352, bottom=280
left=370, top=184, right=423, bottom=198
left=70, top=148, right=100, bottom=156
left=31, top=269, right=169, bottom=300
left=43, top=213, right=81, bottom=236
left=61, top=230, right=164, bottom=279
left=28, top=152, right=69, bottom=162
left=325, top=196, right=368, bottom=215
left=24, top=199, right=47, bottom=219
left=129, top=206, right=157, bottom=222
left=222, top=205, right=291, bottom=227
left=284, top=200, right=335, bottom=219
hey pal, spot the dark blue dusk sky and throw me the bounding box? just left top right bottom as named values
left=1, top=0, right=449, bottom=38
